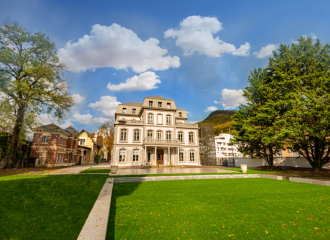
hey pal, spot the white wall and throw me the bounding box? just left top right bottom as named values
left=234, top=157, right=330, bottom=169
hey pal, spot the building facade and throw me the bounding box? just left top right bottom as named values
left=215, top=133, right=243, bottom=158
left=30, top=124, right=103, bottom=167
left=30, top=124, right=79, bottom=167
left=113, top=96, right=200, bottom=166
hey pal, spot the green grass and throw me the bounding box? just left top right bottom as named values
left=0, top=174, right=108, bottom=240
left=80, top=168, right=111, bottom=173
left=107, top=179, right=330, bottom=239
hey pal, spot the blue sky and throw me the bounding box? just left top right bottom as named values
left=1, top=0, right=330, bottom=132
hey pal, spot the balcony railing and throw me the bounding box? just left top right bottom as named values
left=176, top=123, right=198, bottom=128
left=117, top=119, right=144, bottom=125
left=143, top=138, right=179, bottom=145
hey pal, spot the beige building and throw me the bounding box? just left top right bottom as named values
left=113, top=96, right=200, bottom=166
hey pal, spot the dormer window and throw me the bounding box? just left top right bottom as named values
left=132, top=108, right=136, bottom=114
left=158, top=102, right=162, bottom=108
left=167, top=103, right=171, bottom=108
left=149, top=101, right=153, bottom=107
left=122, top=108, right=126, bottom=113
left=179, top=112, right=182, bottom=117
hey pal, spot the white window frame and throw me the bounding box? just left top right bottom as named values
left=190, top=150, right=195, bottom=161
left=166, top=115, right=171, bottom=124
left=149, top=101, right=153, bottom=107
left=147, top=130, right=153, bottom=139
left=167, top=103, right=171, bottom=108
left=158, top=102, right=162, bottom=108
left=120, top=129, right=127, bottom=141
left=133, top=149, right=139, bottom=162
left=148, top=113, right=153, bottom=123
left=133, top=129, right=140, bottom=142
left=166, top=131, right=171, bottom=140
left=178, top=132, right=183, bottom=143
left=189, top=132, right=194, bottom=144
left=157, top=130, right=162, bottom=140
left=119, top=149, right=126, bottom=162
left=122, top=108, right=126, bottom=113
left=179, top=150, right=184, bottom=161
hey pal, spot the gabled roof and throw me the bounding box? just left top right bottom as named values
left=146, top=95, right=173, bottom=101
left=119, top=102, right=142, bottom=107
left=65, top=125, right=79, bottom=134
left=35, top=124, right=62, bottom=130
left=79, top=129, right=101, bottom=147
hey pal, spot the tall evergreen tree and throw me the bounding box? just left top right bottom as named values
left=269, top=37, right=330, bottom=169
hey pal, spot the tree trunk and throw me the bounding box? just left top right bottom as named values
left=4, top=103, right=25, bottom=169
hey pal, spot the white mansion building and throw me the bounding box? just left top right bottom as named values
left=112, top=96, right=200, bottom=166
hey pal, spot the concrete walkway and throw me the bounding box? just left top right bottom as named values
left=115, top=167, right=236, bottom=175
left=43, top=165, right=95, bottom=175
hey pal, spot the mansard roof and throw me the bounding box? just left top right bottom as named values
left=146, top=95, right=173, bottom=101
left=119, top=102, right=142, bottom=107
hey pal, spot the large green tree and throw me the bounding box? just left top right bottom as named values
left=268, top=37, right=330, bottom=169
left=0, top=22, right=73, bottom=168
left=232, top=68, right=285, bottom=167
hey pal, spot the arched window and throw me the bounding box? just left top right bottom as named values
left=148, top=113, right=153, bottom=123
left=190, top=150, right=195, bottom=161
left=189, top=132, right=194, bottom=143
left=178, top=131, right=184, bottom=143
left=166, top=131, right=171, bottom=140
left=147, top=130, right=153, bottom=139
left=157, top=130, right=162, bottom=140
left=119, top=149, right=126, bottom=162
left=120, top=129, right=127, bottom=141
left=133, top=129, right=140, bottom=141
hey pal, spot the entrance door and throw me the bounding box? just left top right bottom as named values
left=157, top=149, right=164, bottom=165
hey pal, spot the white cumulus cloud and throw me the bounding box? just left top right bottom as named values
left=164, top=16, right=250, bottom=57
left=89, top=95, right=121, bottom=120
left=214, top=89, right=247, bottom=109
left=71, top=112, right=93, bottom=124
left=72, top=93, right=86, bottom=104
left=204, top=106, right=218, bottom=112
left=253, top=44, right=277, bottom=59
left=58, top=24, right=180, bottom=73
left=107, top=71, right=161, bottom=91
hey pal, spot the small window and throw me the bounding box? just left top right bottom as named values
left=179, top=150, right=184, bottom=161
left=59, top=137, right=62, bottom=144
left=119, top=149, right=126, bottom=162
left=134, top=130, right=140, bottom=141
left=79, top=139, right=86, bottom=145
left=190, top=150, right=195, bottom=161
left=132, top=108, right=136, bottom=114
left=167, top=103, right=171, bottom=108
left=179, top=112, right=182, bottom=117
left=166, top=131, right=171, bottom=140
left=149, top=101, right=153, bottom=107
left=178, top=132, right=183, bottom=143
left=147, top=130, right=153, bottom=139
left=120, top=129, right=127, bottom=141
left=133, top=149, right=139, bottom=161
left=157, top=130, right=162, bottom=140
left=122, top=108, right=126, bottom=113
left=189, top=132, right=194, bottom=143
left=148, top=113, right=153, bottom=123
left=158, top=102, right=162, bottom=108
left=166, top=115, right=171, bottom=124
left=42, top=136, right=49, bottom=143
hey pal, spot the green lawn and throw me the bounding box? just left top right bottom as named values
left=80, top=168, right=111, bottom=173
left=0, top=174, right=108, bottom=240
left=107, top=179, right=330, bottom=239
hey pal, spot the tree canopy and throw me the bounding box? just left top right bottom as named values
left=233, top=37, right=330, bottom=169
left=0, top=22, right=73, bottom=168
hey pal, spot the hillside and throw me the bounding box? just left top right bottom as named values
left=198, top=110, right=236, bottom=135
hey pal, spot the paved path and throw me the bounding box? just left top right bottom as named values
left=43, top=165, right=94, bottom=175
left=78, top=178, right=113, bottom=240
left=115, top=167, right=236, bottom=175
